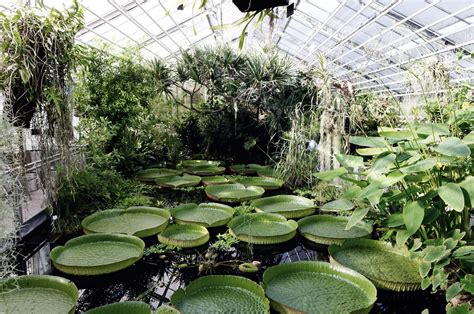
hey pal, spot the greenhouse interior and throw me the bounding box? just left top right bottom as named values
left=0, top=0, right=473, bottom=313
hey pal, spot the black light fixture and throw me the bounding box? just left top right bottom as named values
left=232, top=0, right=289, bottom=12
left=287, top=3, right=294, bottom=17
left=177, top=3, right=184, bottom=10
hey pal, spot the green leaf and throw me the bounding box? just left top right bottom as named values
left=434, top=137, right=471, bottom=157
left=403, top=201, right=425, bottom=235
left=461, top=274, right=474, bottom=294
left=356, top=183, right=384, bottom=200
left=459, top=176, right=474, bottom=207
left=378, top=127, right=418, bottom=141
left=400, top=159, right=436, bottom=173
left=342, top=186, right=362, bottom=199
left=419, top=261, right=431, bottom=278
left=453, top=246, right=474, bottom=258
left=438, top=183, right=465, bottom=212
left=356, top=147, right=388, bottom=156
left=370, top=171, right=405, bottom=187
left=321, top=198, right=353, bottom=212
left=396, top=229, right=410, bottom=246
left=421, top=276, right=431, bottom=290
left=446, top=282, right=463, bottom=302
left=335, top=154, right=364, bottom=168
left=345, top=207, right=369, bottom=230
left=424, top=246, right=446, bottom=263
left=314, top=167, right=348, bottom=181
left=414, top=123, right=450, bottom=137
left=446, top=303, right=472, bottom=314
left=349, top=136, right=386, bottom=148
left=382, top=213, right=404, bottom=227
left=370, top=152, right=396, bottom=174
left=462, top=133, right=474, bottom=148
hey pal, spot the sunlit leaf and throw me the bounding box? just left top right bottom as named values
left=403, top=201, right=424, bottom=235
left=438, top=183, right=465, bottom=212
left=434, top=137, right=471, bottom=157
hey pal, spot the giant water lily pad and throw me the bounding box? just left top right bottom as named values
left=298, top=215, right=372, bottom=245
left=201, top=176, right=230, bottom=186
left=262, top=261, right=376, bottom=313
left=171, top=275, right=269, bottom=313
left=136, top=168, right=181, bottom=182
left=228, top=213, right=297, bottom=245
left=205, top=183, right=264, bottom=202
left=185, top=164, right=225, bottom=176
left=50, top=234, right=144, bottom=276
left=257, top=166, right=276, bottom=177
left=181, top=160, right=221, bottom=167
left=236, top=176, right=284, bottom=190
left=170, top=203, right=235, bottom=227
left=230, top=163, right=264, bottom=175
left=82, top=206, right=170, bottom=238
left=85, top=301, right=151, bottom=314
left=252, top=195, right=315, bottom=218
left=156, top=174, right=201, bottom=188
left=0, top=275, right=78, bottom=314
left=329, top=239, right=422, bottom=291
left=158, top=224, right=209, bottom=248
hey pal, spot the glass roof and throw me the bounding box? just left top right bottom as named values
left=1, top=0, right=473, bottom=96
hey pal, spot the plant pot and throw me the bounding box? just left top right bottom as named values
left=232, top=0, right=289, bottom=12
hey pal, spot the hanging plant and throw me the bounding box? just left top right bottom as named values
left=0, top=1, right=84, bottom=128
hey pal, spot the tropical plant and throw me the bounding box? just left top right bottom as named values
left=158, top=224, right=210, bottom=248
left=50, top=233, right=145, bottom=276
left=251, top=195, right=316, bottom=218
left=170, top=203, right=235, bottom=227
left=262, top=261, right=377, bottom=313
left=205, top=183, right=265, bottom=203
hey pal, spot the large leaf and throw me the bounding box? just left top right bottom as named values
left=370, top=171, right=405, bottom=188
left=158, top=224, right=209, bottom=248
left=236, top=176, right=284, bottom=190
left=297, top=215, right=372, bottom=246
left=85, top=301, right=151, bottom=314
left=171, top=275, right=269, bottom=313
left=462, top=132, right=474, bottom=148
left=335, top=154, right=364, bottom=168
left=400, top=159, right=436, bottom=173
left=414, top=123, right=449, bottom=137
left=0, top=275, right=78, bottom=314
left=252, top=195, right=315, bottom=219
left=434, top=137, right=471, bottom=157
left=50, top=234, right=145, bottom=276
left=370, top=152, right=396, bottom=174
left=170, top=203, right=235, bottom=227
left=459, top=176, right=474, bottom=207
left=262, top=261, right=376, bottom=313
left=346, top=207, right=370, bottom=231
left=181, top=160, right=221, bottom=167
left=205, top=184, right=265, bottom=202
left=321, top=198, right=353, bottom=212
left=82, top=207, right=170, bottom=238
left=329, top=239, right=422, bottom=292
left=438, top=183, right=465, bottom=212
left=185, top=164, right=225, bottom=176
left=230, top=163, right=264, bottom=175
left=403, top=201, right=425, bottom=235
left=378, top=127, right=418, bottom=141
left=356, top=147, right=388, bottom=156
left=228, top=213, right=297, bottom=245
left=156, top=174, right=201, bottom=188
left=314, top=167, right=347, bottom=181
left=349, top=136, right=386, bottom=148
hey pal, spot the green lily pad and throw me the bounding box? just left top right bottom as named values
left=181, top=160, right=221, bottom=167
left=262, top=261, right=377, bottom=313
left=170, top=202, right=235, bottom=227
left=329, top=239, right=422, bottom=291
left=136, top=168, right=181, bottom=182
left=228, top=213, right=297, bottom=245
left=84, top=301, right=151, bottom=314
left=50, top=234, right=144, bottom=276
left=251, top=195, right=315, bottom=218
left=205, top=183, right=265, bottom=203
left=230, top=164, right=264, bottom=175
left=297, top=215, right=372, bottom=245
left=201, top=176, right=230, bottom=186
left=185, top=165, right=226, bottom=176
left=236, top=176, right=284, bottom=190
left=158, top=224, right=209, bottom=248
left=171, top=275, right=269, bottom=313
left=156, top=174, right=201, bottom=188
left=156, top=305, right=180, bottom=313
left=82, top=206, right=170, bottom=238
left=0, top=275, right=78, bottom=314
left=257, top=166, right=275, bottom=177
